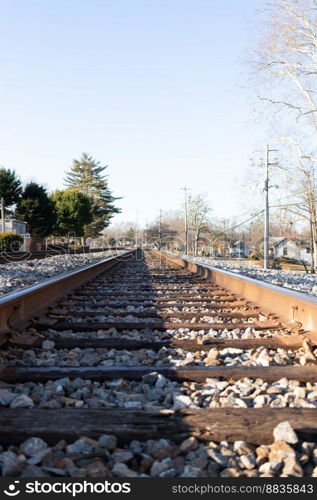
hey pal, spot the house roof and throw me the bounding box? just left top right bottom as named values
left=269, top=237, right=286, bottom=247
left=272, top=237, right=311, bottom=249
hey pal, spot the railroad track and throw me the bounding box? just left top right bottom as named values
left=0, top=249, right=317, bottom=477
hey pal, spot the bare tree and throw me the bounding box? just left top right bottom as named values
left=187, top=194, right=211, bottom=255
left=273, top=138, right=317, bottom=270
left=248, top=0, right=317, bottom=269
left=251, top=0, right=317, bottom=129
left=162, top=210, right=185, bottom=245
left=145, top=220, right=177, bottom=250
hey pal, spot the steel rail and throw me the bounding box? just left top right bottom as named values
left=152, top=250, right=317, bottom=342
left=0, top=250, right=135, bottom=336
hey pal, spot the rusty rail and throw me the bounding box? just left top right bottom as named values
left=152, top=250, right=317, bottom=342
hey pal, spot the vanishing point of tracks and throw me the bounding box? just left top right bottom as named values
left=0, top=249, right=317, bottom=477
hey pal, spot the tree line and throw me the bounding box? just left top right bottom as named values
left=106, top=193, right=213, bottom=254
left=0, top=153, right=120, bottom=240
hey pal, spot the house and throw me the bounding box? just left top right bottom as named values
left=268, top=237, right=285, bottom=256
left=0, top=219, right=27, bottom=235
left=229, top=240, right=251, bottom=258
left=299, top=242, right=312, bottom=265
left=272, top=237, right=312, bottom=265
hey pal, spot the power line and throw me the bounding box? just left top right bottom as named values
left=213, top=210, right=264, bottom=237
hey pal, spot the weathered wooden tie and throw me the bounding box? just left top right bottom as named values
left=34, top=319, right=281, bottom=332
left=1, top=364, right=317, bottom=383
left=9, top=335, right=305, bottom=351
left=0, top=408, right=316, bottom=445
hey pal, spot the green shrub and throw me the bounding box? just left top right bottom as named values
left=0, top=232, right=23, bottom=252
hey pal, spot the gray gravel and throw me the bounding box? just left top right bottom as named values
left=1, top=344, right=312, bottom=368
left=0, top=251, right=125, bottom=297
left=45, top=324, right=294, bottom=341
left=1, top=375, right=317, bottom=410
left=182, top=256, right=317, bottom=297
left=0, top=422, right=316, bottom=477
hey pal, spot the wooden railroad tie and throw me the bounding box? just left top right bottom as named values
left=33, top=319, right=281, bottom=332
left=9, top=335, right=305, bottom=351
left=1, top=364, right=317, bottom=383
left=0, top=408, right=316, bottom=446
left=48, top=308, right=261, bottom=320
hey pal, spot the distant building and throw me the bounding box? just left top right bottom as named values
left=1, top=219, right=27, bottom=235
left=272, top=237, right=312, bottom=265
left=229, top=240, right=251, bottom=258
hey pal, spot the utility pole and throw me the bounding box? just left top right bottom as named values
left=264, top=145, right=270, bottom=270
left=301, top=157, right=316, bottom=274
left=181, top=187, right=189, bottom=255
left=135, top=211, right=138, bottom=248
left=263, top=145, right=278, bottom=270
left=223, top=218, right=227, bottom=257
left=159, top=209, right=162, bottom=250
left=144, top=219, right=148, bottom=248
left=310, top=168, right=316, bottom=274
left=307, top=170, right=316, bottom=274
left=1, top=197, right=5, bottom=233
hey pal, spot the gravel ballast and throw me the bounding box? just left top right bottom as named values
left=0, top=422, right=316, bottom=477
left=0, top=251, right=124, bottom=297
left=183, top=256, right=317, bottom=297
left=1, top=375, right=317, bottom=410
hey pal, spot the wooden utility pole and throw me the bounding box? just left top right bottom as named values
left=181, top=187, right=189, bottom=255
left=263, top=145, right=278, bottom=269
left=1, top=197, right=5, bottom=232
left=159, top=209, right=162, bottom=250
left=263, top=145, right=270, bottom=269
left=135, top=211, right=138, bottom=248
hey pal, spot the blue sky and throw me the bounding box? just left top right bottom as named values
left=0, top=0, right=267, bottom=226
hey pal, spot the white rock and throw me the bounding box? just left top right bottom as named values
left=42, top=340, right=55, bottom=350
left=273, top=421, right=298, bottom=444
left=0, top=389, right=17, bottom=405
left=97, top=434, right=117, bottom=450
left=20, top=438, right=48, bottom=457
left=253, top=395, right=266, bottom=407
left=150, top=458, right=173, bottom=476
left=239, top=453, right=256, bottom=470
left=112, top=463, right=138, bottom=477
left=181, top=465, right=202, bottom=477
left=155, top=374, right=167, bottom=389
left=172, top=394, right=192, bottom=409
left=10, top=395, right=34, bottom=408
left=259, top=460, right=283, bottom=475
left=180, top=437, right=198, bottom=452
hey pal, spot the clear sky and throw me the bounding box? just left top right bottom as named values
left=0, top=0, right=267, bottom=227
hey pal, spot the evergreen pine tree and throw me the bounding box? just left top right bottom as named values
left=15, top=182, right=56, bottom=238
left=64, top=153, right=120, bottom=236
left=0, top=167, right=22, bottom=208
left=50, top=189, right=93, bottom=237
